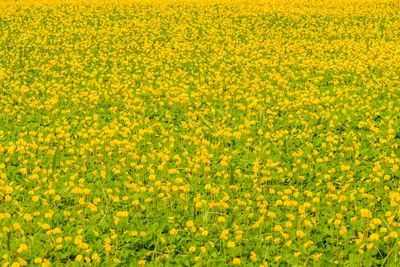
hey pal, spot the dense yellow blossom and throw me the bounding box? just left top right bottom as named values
left=0, top=0, right=400, bottom=265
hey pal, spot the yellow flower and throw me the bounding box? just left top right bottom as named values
left=91, top=253, right=100, bottom=263
left=23, top=214, right=32, bottom=222
left=41, top=224, right=51, bottom=230
left=340, top=165, right=350, bottom=171
left=17, top=244, right=28, bottom=254
left=340, top=226, right=347, bottom=235
left=360, top=209, right=372, bottom=218
left=390, top=232, right=398, bottom=239
left=304, top=240, right=314, bottom=248
left=250, top=251, right=257, bottom=262
left=274, top=225, right=283, bottom=232
left=217, top=217, right=226, bottom=223
left=221, top=229, right=229, bottom=240
left=232, top=257, right=241, bottom=265
left=312, top=253, right=322, bottom=260
left=370, top=233, right=379, bottom=241
left=227, top=241, right=235, bottom=248
left=296, top=230, right=305, bottom=239
left=116, top=211, right=129, bottom=217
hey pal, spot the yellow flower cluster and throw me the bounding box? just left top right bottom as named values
left=0, top=0, right=400, bottom=265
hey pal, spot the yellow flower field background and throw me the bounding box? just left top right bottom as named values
left=0, top=0, right=400, bottom=265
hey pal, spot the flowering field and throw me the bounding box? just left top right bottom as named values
left=1, top=0, right=400, bottom=265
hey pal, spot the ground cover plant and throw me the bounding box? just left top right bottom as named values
left=1, top=0, right=400, bottom=265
